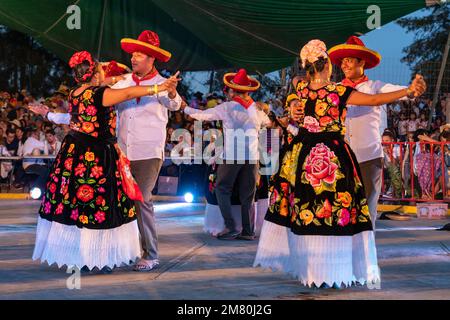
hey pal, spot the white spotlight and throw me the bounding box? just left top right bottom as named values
left=184, top=192, right=194, bottom=203
left=30, top=187, right=42, bottom=200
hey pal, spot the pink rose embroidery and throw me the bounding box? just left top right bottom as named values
left=304, top=143, right=338, bottom=187
left=94, top=211, right=106, bottom=223
left=338, top=208, right=350, bottom=226
left=327, top=93, right=340, bottom=106
left=303, top=116, right=320, bottom=133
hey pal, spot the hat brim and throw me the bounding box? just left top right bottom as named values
left=223, top=73, right=260, bottom=92
left=328, top=44, right=381, bottom=69
left=121, top=38, right=171, bottom=62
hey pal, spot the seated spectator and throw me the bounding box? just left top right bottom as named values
left=4, top=128, right=18, bottom=156
left=21, top=128, right=48, bottom=191
left=43, top=129, right=61, bottom=156
left=414, top=129, right=440, bottom=199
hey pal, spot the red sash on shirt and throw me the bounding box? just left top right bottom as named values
left=232, top=96, right=254, bottom=109
left=132, top=68, right=159, bottom=103
left=341, top=75, right=369, bottom=88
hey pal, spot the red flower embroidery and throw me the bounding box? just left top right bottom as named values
left=328, top=106, right=340, bottom=120
left=76, top=184, right=94, bottom=202
left=75, top=163, right=86, bottom=177
left=55, top=203, right=64, bottom=215
left=94, top=211, right=106, bottom=223
left=90, top=165, right=103, bottom=179
left=64, top=158, right=73, bottom=171
left=49, top=183, right=57, bottom=194
left=96, top=196, right=105, bottom=206
left=85, top=106, right=97, bottom=116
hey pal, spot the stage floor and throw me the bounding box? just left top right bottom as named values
left=1, top=200, right=450, bottom=300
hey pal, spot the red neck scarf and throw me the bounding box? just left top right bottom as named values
left=132, top=68, right=159, bottom=103
left=232, top=96, right=254, bottom=109
left=341, top=75, right=369, bottom=88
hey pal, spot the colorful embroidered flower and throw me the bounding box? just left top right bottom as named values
left=94, top=211, right=106, bottom=223
left=336, top=85, right=346, bottom=96
left=301, top=88, right=309, bottom=98
left=85, top=105, right=97, bottom=116
left=55, top=203, right=64, bottom=215
left=304, top=143, right=339, bottom=188
left=299, top=209, right=314, bottom=225
left=303, top=116, right=320, bottom=133
left=328, top=106, right=340, bottom=120
left=98, top=187, right=106, bottom=193
left=68, top=144, right=75, bottom=153
left=337, top=192, right=352, bottom=208
left=82, top=90, right=93, bottom=100
left=96, top=196, right=105, bottom=206
left=43, top=201, right=51, bottom=214
left=90, top=165, right=103, bottom=179
left=75, top=163, right=86, bottom=176
left=315, top=101, right=328, bottom=117
left=270, top=188, right=279, bottom=206
left=79, top=215, right=89, bottom=224
left=84, top=152, right=95, bottom=162
left=319, top=116, right=333, bottom=127
left=76, top=184, right=94, bottom=202
left=49, top=183, right=57, bottom=194
left=289, top=193, right=296, bottom=209
left=351, top=208, right=357, bottom=224
left=361, top=204, right=370, bottom=217
left=316, top=199, right=332, bottom=219
left=308, top=91, right=318, bottom=100
left=327, top=93, right=340, bottom=106
left=99, top=178, right=107, bottom=184
left=338, top=208, right=350, bottom=226
left=128, top=207, right=136, bottom=218
left=280, top=197, right=289, bottom=217
left=70, top=209, right=79, bottom=221
left=64, top=158, right=73, bottom=171
left=82, top=122, right=95, bottom=134
left=318, top=89, right=328, bottom=99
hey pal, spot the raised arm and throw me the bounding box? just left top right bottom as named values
left=347, top=74, right=426, bottom=107
left=102, top=71, right=181, bottom=107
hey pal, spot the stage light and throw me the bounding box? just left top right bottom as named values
left=184, top=192, right=194, bottom=203
left=30, top=187, right=42, bottom=200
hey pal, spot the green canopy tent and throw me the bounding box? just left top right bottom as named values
left=0, top=0, right=427, bottom=73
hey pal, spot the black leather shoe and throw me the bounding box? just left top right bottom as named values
left=236, top=233, right=256, bottom=240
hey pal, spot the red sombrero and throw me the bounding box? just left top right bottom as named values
left=100, top=61, right=131, bottom=77
left=223, top=69, right=260, bottom=92
left=328, top=36, right=381, bottom=69
left=121, top=30, right=171, bottom=62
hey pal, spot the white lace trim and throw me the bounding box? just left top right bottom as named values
left=254, top=220, right=380, bottom=288
left=32, top=217, right=141, bottom=269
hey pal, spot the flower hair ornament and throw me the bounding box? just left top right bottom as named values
left=300, top=39, right=328, bottom=68
left=69, top=51, right=96, bottom=83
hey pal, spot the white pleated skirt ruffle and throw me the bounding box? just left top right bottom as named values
left=203, top=198, right=269, bottom=236
left=253, top=220, right=380, bottom=288
left=33, top=217, right=141, bottom=270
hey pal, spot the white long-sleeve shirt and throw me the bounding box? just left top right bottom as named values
left=47, top=73, right=182, bottom=161
left=345, top=80, right=407, bottom=163
left=184, top=101, right=271, bottom=161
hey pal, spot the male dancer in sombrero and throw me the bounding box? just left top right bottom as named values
left=181, top=69, right=271, bottom=240
left=326, top=36, right=426, bottom=228
left=33, top=30, right=183, bottom=271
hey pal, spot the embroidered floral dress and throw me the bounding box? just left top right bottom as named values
left=33, top=86, right=141, bottom=269
left=254, top=81, right=379, bottom=288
